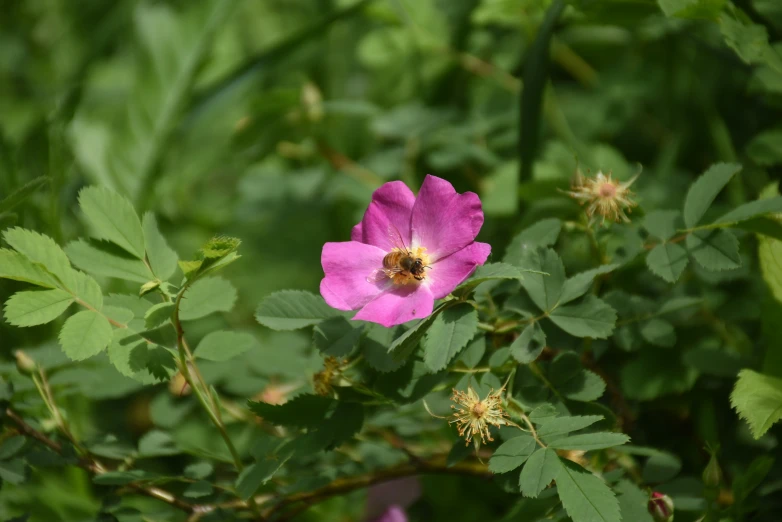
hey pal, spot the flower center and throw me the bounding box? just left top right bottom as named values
left=598, top=182, right=617, bottom=198
left=471, top=402, right=486, bottom=418
left=384, top=246, right=430, bottom=286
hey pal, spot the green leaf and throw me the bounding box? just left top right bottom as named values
left=646, top=242, right=689, bottom=282
left=196, top=330, right=258, bottom=361
left=388, top=307, right=445, bottom=362
left=142, top=213, right=178, bottom=280
left=423, top=304, right=479, bottom=372
left=70, top=2, right=237, bottom=204
left=0, top=460, right=26, bottom=484
left=248, top=394, right=336, bottom=428
left=184, top=462, right=213, bottom=480
left=537, top=416, right=604, bottom=439
left=615, top=479, right=654, bottom=522
left=549, top=295, right=616, bottom=339
left=683, top=163, right=742, bottom=228
left=640, top=319, right=676, bottom=347
left=78, top=186, right=145, bottom=259
left=0, top=176, right=48, bottom=214
left=488, top=434, right=537, bottom=473
left=519, top=248, right=565, bottom=311
left=657, top=0, right=725, bottom=19
left=559, top=264, right=620, bottom=306
left=510, top=322, right=546, bottom=364
left=644, top=210, right=682, bottom=241
left=93, top=470, right=160, bottom=485
left=746, top=128, right=782, bottom=166
left=503, top=218, right=562, bottom=266
left=363, top=324, right=406, bottom=373
left=235, top=456, right=292, bottom=500
left=686, top=229, right=741, bottom=271
left=548, top=432, right=630, bottom=451
left=733, top=455, right=774, bottom=502
left=4, top=289, right=73, bottom=326
left=711, top=197, right=782, bottom=227
left=730, top=369, right=782, bottom=439
left=549, top=352, right=606, bottom=402
left=145, top=302, right=175, bottom=329
left=65, top=239, right=153, bottom=283
left=313, top=317, right=362, bottom=357
left=180, top=276, right=237, bottom=320
left=556, top=460, right=620, bottom=522
left=455, top=263, right=524, bottom=294
left=0, top=248, right=60, bottom=288
left=184, top=480, right=213, bottom=498
left=138, top=430, right=180, bottom=457
left=3, top=228, right=73, bottom=284
left=482, top=161, right=519, bottom=216
left=519, top=448, right=560, bottom=498
left=719, top=11, right=782, bottom=72
left=58, top=310, right=113, bottom=361
left=255, top=290, right=341, bottom=330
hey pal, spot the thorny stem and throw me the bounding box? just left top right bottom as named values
left=172, top=289, right=266, bottom=520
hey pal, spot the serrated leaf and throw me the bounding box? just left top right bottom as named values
left=65, top=239, right=153, bottom=283
left=78, top=186, right=145, bottom=258
left=556, top=460, right=620, bottom=522
left=548, top=432, right=630, bottom=451
left=455, top=263, right=524, bottom=294
left=519, top=248, right=565, bottom=311
left=731, top=369, right=782, bottom=439
left=646, top=242, right=689, bottom=282
left=529, top=403, right=559, bottom=424
left=255, top=290, right=341, bottom=330
left=423, top=304, right=478, bottom=371
left=0, top=248, right=60, bottom=288
left=719, top=12, right=782, bottom=72
left=503, top=219, right=562, bottom=266
left=388, top=306, right=446, bottom=362
left=313, top=317, right=362, bottom=357
left=537, top=416, right=604, bottom=439
left=3, top=228, right=73, bottom=283
left=510, top=322, right=546, bottom=364
left=615, top=479, right=654, bottom=522
left=196, top=330, right=258, bottom=361
left=683, top=162, right=742, bottom=227
left=559, top=264, right=620, bottom=306
left=179, top=276, right=237, bottom=320
left=458, top=335, right=485, bottom=369
left=550, top=352, right=606, bottom=402
left=549, top=295, right=616, bottom=339
left=687, top=229, right=741, bottom=270
left=711, top=197, right=782, bottom=226
left=59, top=310, right=113, bottom=361
left=145, top=302, right=174, bottom=329
left=235, top=456, right=291, bottom=500
left=4, top=289, right=73, bottom=326
left=248, top=394, right=337, bottom=428
left=200, top=236, right=241, bottom=259
left=363, top=324, right=406, bottom=373
left=142, top=213, right=178, bottom=280
left=488, top=434, right=537, bottom=473
left=643, top=210, right=682, bottom=241
left=519, top=448, right=559, bottom=498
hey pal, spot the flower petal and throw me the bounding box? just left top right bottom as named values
left=427, top=242, right=491, bottom=299
left=358, top=181, right=416, bottom=250
left=354, top=284, right=434, bottom=327
left=320, top=241, right=388, bottom=310
left=351, top=222, right=363, bottom=242
left=411, top=175, right=484, bottom=261
left=371, top=506, right=408, bottom=522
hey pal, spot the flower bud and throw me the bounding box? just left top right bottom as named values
left=702, top=452, right=722, bottom=487
left=14, top=350, right=37, bottom=375
left=647, top=492, right=674, bottom=522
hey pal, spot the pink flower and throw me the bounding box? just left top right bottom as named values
left=320, top=175, right=490, bottom=327
left=370, top=506, right=407, bottom=522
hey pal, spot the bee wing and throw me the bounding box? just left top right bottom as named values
left=387, top=223, right=411, bottom=253
left=366, top=268, right=391, bottom=284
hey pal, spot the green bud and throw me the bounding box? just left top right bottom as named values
left=702, top=452, right=722, bottom=487
left=14, top=350, right=37, bottom=375
left=139, top=280, right=161, bottom=297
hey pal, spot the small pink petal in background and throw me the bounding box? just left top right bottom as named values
left=370, top=506, right=408, bottom=522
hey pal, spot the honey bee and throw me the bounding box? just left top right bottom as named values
left=367, top=224, right=429, bottom=284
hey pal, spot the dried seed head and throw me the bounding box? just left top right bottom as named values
left=449, top=386, right=510, bottom=446
left=565, top=169, right=639, bottom=224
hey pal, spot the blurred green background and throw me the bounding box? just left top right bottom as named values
left=2, top=0, right=782, bottom=520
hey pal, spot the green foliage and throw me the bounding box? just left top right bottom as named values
left=3, top=1, right=782, bottom=521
